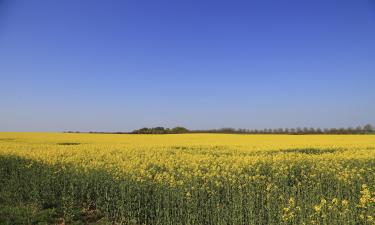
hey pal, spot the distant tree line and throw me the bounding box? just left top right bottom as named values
left=190, top=124, right=374, bottom=134
left=65, top=124, right=374, bottom=135
left=130, top=124, right=374, bottom=135
left=132, top=126, right=189, bottom=134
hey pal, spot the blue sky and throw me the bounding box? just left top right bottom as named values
left=0, top=0, right=374, bottom=131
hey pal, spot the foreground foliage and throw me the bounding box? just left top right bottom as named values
left=0, top=133, right=375, bottom=224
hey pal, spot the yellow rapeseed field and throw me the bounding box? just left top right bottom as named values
left=0, top=133, right=374, bottom=224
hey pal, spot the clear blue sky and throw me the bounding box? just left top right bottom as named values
left=1, top=0, right=374, bottom=132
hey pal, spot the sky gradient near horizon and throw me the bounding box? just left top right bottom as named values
left=1, top=0, right=375, bottom=132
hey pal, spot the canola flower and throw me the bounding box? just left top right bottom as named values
left=0, top=132, right=375, bottom=224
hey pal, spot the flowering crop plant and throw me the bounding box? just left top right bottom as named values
left=0, top=132, right=374, bottom=224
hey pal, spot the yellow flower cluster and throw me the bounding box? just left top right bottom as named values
left=0, top=132, right=374, bottom=224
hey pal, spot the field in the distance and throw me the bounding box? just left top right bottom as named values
left=0, top=133, right=374, bottom=224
